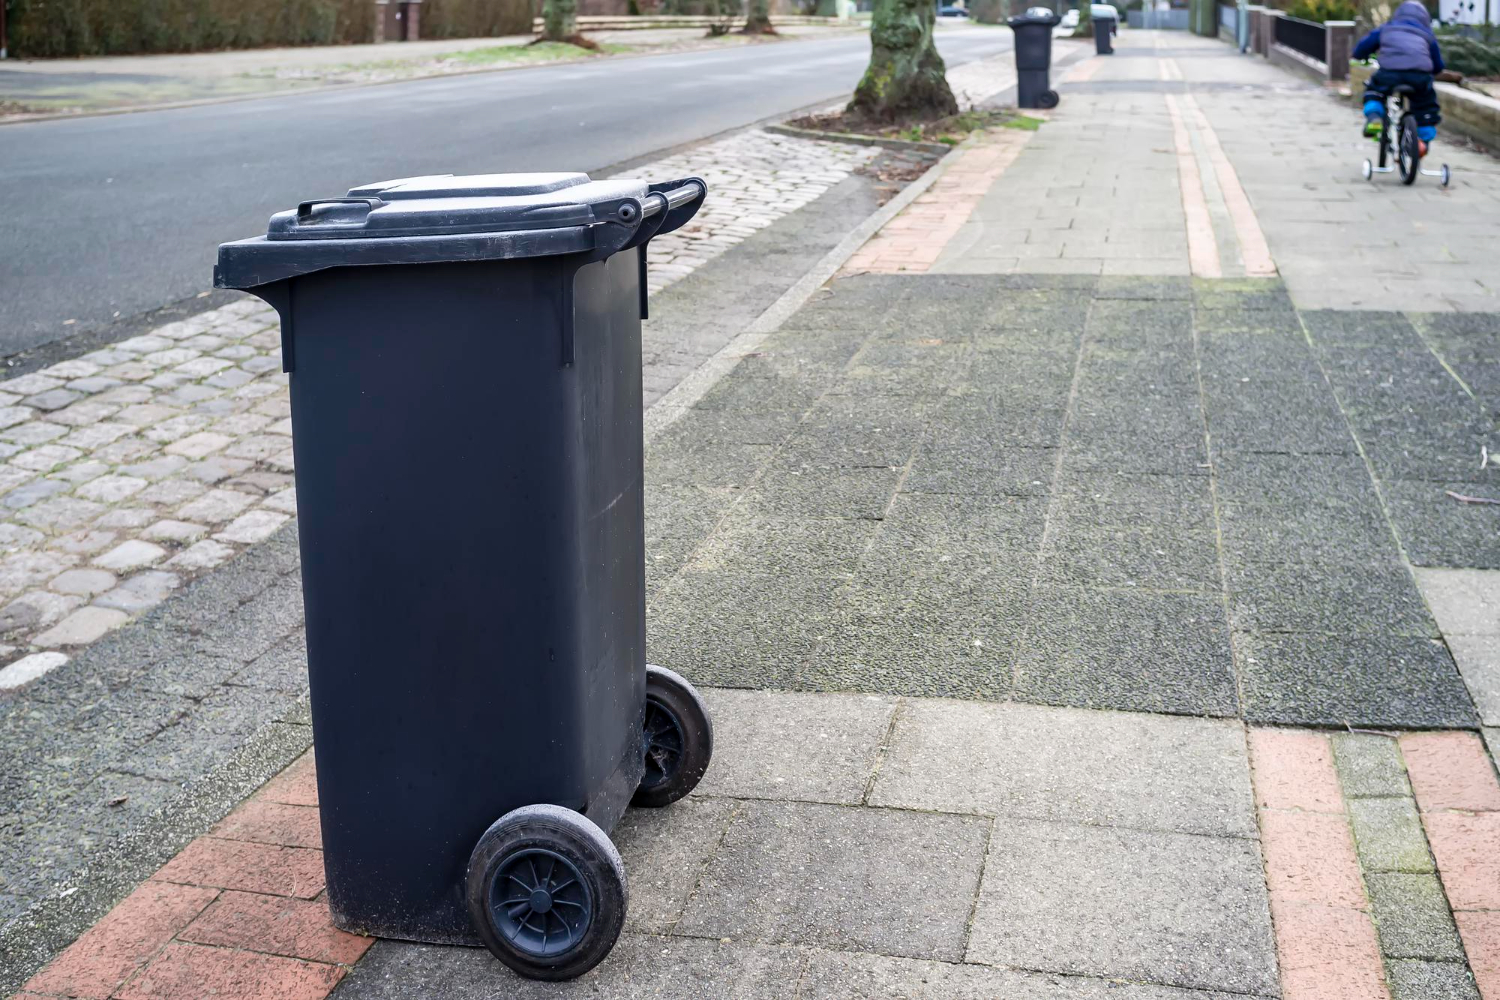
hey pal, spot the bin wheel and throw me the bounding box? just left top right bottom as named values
left=1039, top=90, right=1059, bottom=109
left=466, top=804, right=627, bottom=982
left=632, top=664, right=713, bottom=808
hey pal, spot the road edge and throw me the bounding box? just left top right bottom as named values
left=0, top=28, right=859, bottom=128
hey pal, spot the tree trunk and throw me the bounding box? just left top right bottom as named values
left=542, top=0, right=578, bottom=41
left=849, top=0, right=958, bottom=121
left=743, top=0, right=775, bottom=32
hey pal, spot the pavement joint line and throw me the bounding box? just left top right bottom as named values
left=1292, top=308, right=1473, bottom=675
left=1406, top=312, right=1478, bottom=401
left=1191, top=300, right=1251, bottom=722
left=1371, top=735, right=1490, bottom=993
left=958, top=815, right=997, bottom=964
left=1006, top=292, right=1094, bottom=695
left=660, top=797, right=743, bottom=938
left=859, top=695, right=906, bottom=807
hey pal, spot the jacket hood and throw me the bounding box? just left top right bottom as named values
left=1393, top=1, right=1432, bottom=26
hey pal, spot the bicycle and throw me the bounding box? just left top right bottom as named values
left=1361, top=83, right=1451, bottom=187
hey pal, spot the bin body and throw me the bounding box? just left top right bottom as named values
left=215, top=173, right=705, bottom=945
left=1009, top=10, right=1061, bottom=108
left=1093, top=14, right=1114, bottom=51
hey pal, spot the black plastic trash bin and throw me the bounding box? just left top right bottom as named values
left=214, top=172, right=714, bottom=982
left=1010, top=6, right=1062, bottom=108
left=1092, top=7, right=1116, bottom=52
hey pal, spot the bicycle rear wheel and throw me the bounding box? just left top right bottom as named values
left=1397, top=113, right=1420, bottom=185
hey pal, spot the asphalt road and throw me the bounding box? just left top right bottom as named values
left=0, top=29, right=1013, bottom=356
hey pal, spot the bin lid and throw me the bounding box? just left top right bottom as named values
left=1090, top=3, right=1117, bottom=16
left=215, top=171, right=659, bottom=289
left=1009, top=7, right=1061, bottom=24
left=267, top=172, right=648, bottom=241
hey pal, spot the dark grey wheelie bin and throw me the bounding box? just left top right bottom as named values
left=214, top=172, right=715, bottom=982
left=1092, top=5, right=1117, bottom=53
left=1010, top=7, right=1062, bottom=108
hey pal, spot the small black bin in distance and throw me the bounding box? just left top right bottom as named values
left=215, top=172, right=715, bottom=982
left=1010, top=7, right=1062, bottom=109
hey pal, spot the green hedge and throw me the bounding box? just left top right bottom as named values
left=5, top=0, right=532, bottom=57
left=1437, top=28, right=1500, bottom=78
left=1282, top=0, right=1357, bottom=22
left=418, top=0, right=534, bottom=39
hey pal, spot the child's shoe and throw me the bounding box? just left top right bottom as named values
left=1363, top=114, right=1383, bottom=138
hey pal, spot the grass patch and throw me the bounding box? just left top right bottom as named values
left=1002, top=114, right=1044, bottom=131
left=444, top=41, right=627, bottom=65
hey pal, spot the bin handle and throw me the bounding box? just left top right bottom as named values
left=294, top=198, right=382, bottom=224
left=640, top=181, right=705, bottom=220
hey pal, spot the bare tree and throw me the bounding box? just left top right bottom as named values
left=541, top=0, right=580, bottom=42
left=743, top=0, right=776, bottom=33
left=849, top=0, right=958, bottom=120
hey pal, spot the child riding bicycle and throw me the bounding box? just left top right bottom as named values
left=1353, top=0, right=1444, bottom=154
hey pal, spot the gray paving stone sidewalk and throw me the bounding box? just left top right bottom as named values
left=335, top=688, right=1273, bottom=999
left=643, top=272, right=1493, bottom=727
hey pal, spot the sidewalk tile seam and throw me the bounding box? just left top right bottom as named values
left=858, top=695, right=906, bottom=807
left=1192, top=304, right=1251, bottom=725
left=660, top=798, right=743, bottom=937
left=1005, top=296, right=1093, bottom=695
left=957, top=813, right=998, bottom=965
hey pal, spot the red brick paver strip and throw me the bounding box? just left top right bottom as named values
left=1401, top=732, right=1500, bottom=813
left=212, top=798, right=323, bottom=850
left=1269, top=896, right=1389, bottom=1000
left=1424, top=812, right=1500, bottom=910
left=1457, top=911, right=1500, bottom=999
left=843, top=128, right=1035, bottom=275
left=114, top=942, right=344, bottom=1000
left=152, top=838, right=325, bottom=899
left=1249, top=728, right=1345, bottom=812
left=259, top=753, right=318, bottom=807
left=21, top=750, right=365, bottom=1000
left=1406, top=730, right=1500, bottom=1000
left=178, top=892, right=371, bottom=966
left=1249, top=728, right=1390, bottom=1000
left=1259, top=809, right=1368, bottom=909
left=22, top=882, right=218, bottom=999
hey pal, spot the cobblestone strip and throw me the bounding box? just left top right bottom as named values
left=640, top=130, right=877, bottom=295
left=841, top=127, right=1036, bottom=274
left=19, top=751, right=368, bottom=1000
left=0, top=129, right=880, bottom=696
left=1248, top=728, right=1392, bottom=999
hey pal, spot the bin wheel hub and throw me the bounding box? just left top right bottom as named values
left=490, top=848, right=591, bottom=958
left=641, top=697, right=686, bottom=791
